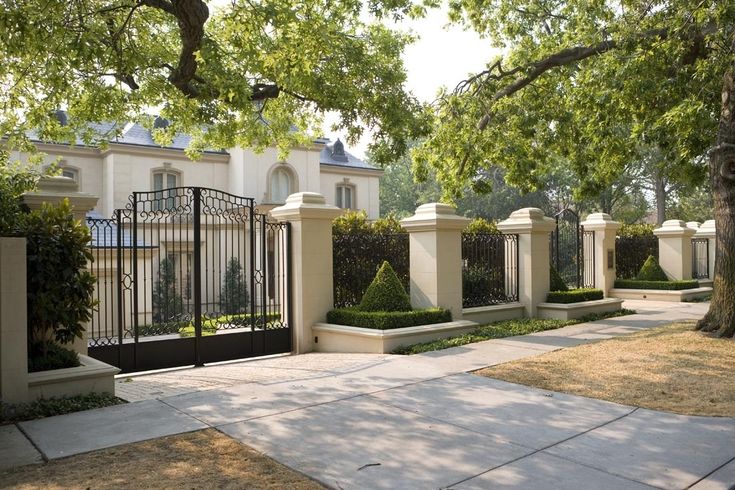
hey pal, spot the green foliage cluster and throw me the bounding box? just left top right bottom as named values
left=326, top=307, right=451, bottom=330
left=614, top=279, right=700, bottom=290
left=636, top=255, right=669, bottom=281
left=358, top=261, right=412, bottom=312
left=619, top=223, right=656, bottom=238
left=0, top=157, right=39, bottom=236
left=392, top=309, right=636, bottom=354
left=152, top=258, right=184, bottom=324
left=332, top=210, right=404, bottom=235
left=23, top=200, right=96, bottom=355
left=463, top=217, right=499, bottom=234
left=1, top=392, right=124, bottom=424
left=546, top=288, right=604, bottom=303
left=27, top=343, right=80, bottom=372
left=550, top=266, right=569, bottom=292
left=220, top=257, right=248, bottom=315
left=178, top=312, right=281, bottom=337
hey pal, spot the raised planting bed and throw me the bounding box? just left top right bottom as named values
left=609, top=286, right=712, bottom=302
left=312, top=320, right=478, bottom=354
left=27, top=354, right=120, bottom=400
left=614, top=279, right=700, bottom=290
left=537, top=298, right=623, bottom=320
left=326, top=307, right=451, bottom=329
left=546, top=288, right=604, bottom=304
left=461, top=302, right=524, bottom=324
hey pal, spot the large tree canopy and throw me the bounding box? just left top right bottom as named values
left=0, top=0, right=428, bottom=160
left=413, top=0, right=735, bottom=337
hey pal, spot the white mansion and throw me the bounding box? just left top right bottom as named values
left=15, top=114, right=382, bottom=219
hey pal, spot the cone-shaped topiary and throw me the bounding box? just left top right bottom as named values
left=358, top=261, right=412, bottom=312
left=550, top=265, right=569, bottom=292
left=636, top=255, right=669, bottom=281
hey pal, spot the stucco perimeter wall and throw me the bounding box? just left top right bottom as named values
left=462, top=303, right=525, bottom=324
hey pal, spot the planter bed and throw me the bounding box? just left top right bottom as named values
left=609, top=286, right=712, bottom=302
left=312, top=320, right=478, bottom=354
left=462, top=302, right=524, bottom=324
left=325, top=307, right=451, bottom=330
left=537, top=298, right=624, bottom=320
left=614, top=279, right=699, bottom=290
left=27, top=354, right=120, bottom=401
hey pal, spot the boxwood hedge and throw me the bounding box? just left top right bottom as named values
left=326, top=307, right=451, bottom=330
left=546, top=288, right=604, bottom=303
left=614, top=279, right=700, bottom=290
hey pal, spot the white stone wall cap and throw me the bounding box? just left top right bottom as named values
left=653, top=219, right=696, bottom=237
left=580, top=212, right=622, bottom=231
left=270, top=192, right=342, bottom=221
left=686, top=221, right=701, bottom=230
left=695, top=219, right=716, bottom=238
left=497, top=207, right=555, bottom=233
left=400, top=202, right=470, bottom=231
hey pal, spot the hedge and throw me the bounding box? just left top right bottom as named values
left=358, top=261, right=412, bottom=312
left=636, top=255, right=668, bottom=281
left=546, top=288, right=604, bottom=304
left=614, top=279, right=700, bottom=290
left=326, top=307, right=451, bottom=330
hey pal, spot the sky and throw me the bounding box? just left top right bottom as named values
left=323, top=8, right=499, bottom=159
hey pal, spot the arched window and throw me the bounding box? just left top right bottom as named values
left=152, top=168, right=180, bottom=210
left=268, top=164, right=297, bottom=203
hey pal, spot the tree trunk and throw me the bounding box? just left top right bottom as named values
left=654, top=173, right=666, bottom=225
left=696, top=37, right=735, bottom=338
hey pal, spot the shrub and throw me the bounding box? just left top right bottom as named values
left=614, top=279, right=700, bottom=290
left=618, top=223, right=656, bottom=237
left=636, top=255, right=669, bottom=281
left=546, top=288, right=604, bottom=303
left=152, top=257, right=184, bottom=323
left=27, top=342, right=80, bottom=372
left=464, top=217, right=499, bottom=235
left=550, top=266, right=569, bottom=292
left=332, top=209, right=405, bottom=235
left=22, top=200, right=96, bottom=358
left=220, top=257, right=248, bottom=314
left=326, top=307, right=451, bottom=329
left=1, top=392, right=124, bottom=424
left=358, top=261, right=412, bottom=312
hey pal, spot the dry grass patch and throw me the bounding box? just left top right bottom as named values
left=0, top=429, right=324, bottom=489
left=477, top=322, right=735, bottom=417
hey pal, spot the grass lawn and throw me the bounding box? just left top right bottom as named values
left=477, top=322, right=735, bottom=417
left=0, top=429, right=324, bottom=489
left=392, top=309, right=636, bottom=355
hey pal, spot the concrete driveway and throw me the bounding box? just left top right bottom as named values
left=5, top=300, right=734, bottom=489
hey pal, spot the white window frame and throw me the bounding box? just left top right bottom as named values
left=266, top=163, right=298, bottom=204
left=335, top=183, right=356, bottom=210
left=151, top=168, right=181, bottom=211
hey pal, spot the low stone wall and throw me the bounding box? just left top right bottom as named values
left=27, top=355, right=120, bottom=400
left=312, top=320, right=478, bottom=354
left=462, top=303, right=524, bottom=324
left=537, top=298, right=623, bottom=320
left=609, top=287, right=712, bottom=303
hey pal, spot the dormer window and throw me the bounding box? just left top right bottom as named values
left=331, top=139, right=348, bottom=162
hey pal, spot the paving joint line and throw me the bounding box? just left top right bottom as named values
left=442, top=407, right=645, bottom=489
left=14, top=422, right=49, bottom=463
left=684, top=454, right=735, bottom=489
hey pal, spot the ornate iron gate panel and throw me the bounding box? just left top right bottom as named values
left=692, top=237, right=709, bottom=279
left=86, top=187, right=291, bottom=373
left=550, top=209, right=595, bottom=289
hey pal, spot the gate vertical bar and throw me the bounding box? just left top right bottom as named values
left=115, top=208, right=124, bottom=368
left=576, top=224, right=582, bottom=289
left=131, top=194, right=139, bottom=369
left=261, top=214, right=267, bottom=352
left=249, top=203, right=256, bottom=353
left=192, top=187, right=203, bottom=367
left=286, top=222, right=293, bottom=351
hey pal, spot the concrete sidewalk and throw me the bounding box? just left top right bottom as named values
left=4, top=300, right=734, bottom=489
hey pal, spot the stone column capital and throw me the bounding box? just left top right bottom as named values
left=400, top=203, right=470, bottom=232
left=580, top=213, right=621, bottom=232
left=270, top=192, right=342, bottom=222
left=694, top=220, right=716, bottom=239
left=653, top=220, right=696, bottom=238
left=497, top=208, right=555, bottom=234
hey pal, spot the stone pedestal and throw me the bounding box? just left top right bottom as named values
left=497, top=208, right=555, bottom=317
left=580, top=213, right=622, bottom=297
left=23, top=176, right=99, bottom=356
left=400, top=204, right=470, bottom=320
left=271, top=192, right=342, bottom=353
left=653, top=220, right=696, bottom=280
left=0, top=238, right=29, bottom=403
left=694, top=220, right=716, bottom=281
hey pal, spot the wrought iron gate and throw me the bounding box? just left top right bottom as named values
left=86, top=187, right=291, bottom=373
left=550, top=209, right=595, bottom=289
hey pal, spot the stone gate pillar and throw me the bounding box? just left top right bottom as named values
left=400, top=203, right=470, bottom=320
left=653, top=220, right=695, bottom=280
left=580, top=213, right=621, bottom=297
left=497, top=208, right=555, bottom=317
left=0, top=238, right=29, bottom=403
left=271, top=192, right=342, bottom=354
